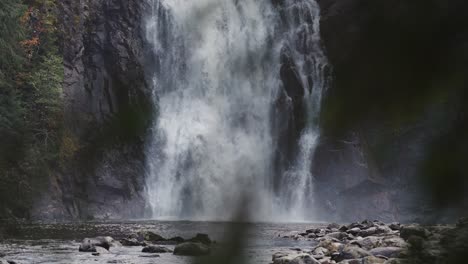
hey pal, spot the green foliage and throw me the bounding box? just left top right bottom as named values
left=0, top=0, right=25, bottom=86
left=0, top=0, right=64, bottom=220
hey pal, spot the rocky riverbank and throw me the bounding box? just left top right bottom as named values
left=273, top=218, right=468, bottom=264
left=0, top=220, right=466, bottom=264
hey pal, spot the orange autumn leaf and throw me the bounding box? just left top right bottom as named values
left=20, top=37, right=41, bottom=48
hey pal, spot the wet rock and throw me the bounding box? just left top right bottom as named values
left=383, top=258, right=405, bottom=264
left=138, top=231, right=166, bottom=242
left=120, top=238, right=146, bottom=246
left=327, top=223, right=341, bottom=230
left=347, top=227, right=361, bottom=235
left=142, top=245, right=172, bottom=253
left=348, top=223, right=365, bottom=229
left=168, top=236, right=185, bottom=244
left=188, top=233, right=212, bottom=245
left=318, top=257, right=332, bottom=264
left=317, top=238, right=343, bottom=253
left=79, top=236, right=119, bottom=252
left=358, top=227, right=377, bottom=237
left=273, top=252, right=290, bottom=261
left=336, top=259, right=360, bottom=264
left=173, top=242, right=210, bottom=256
left=326, top=232, right=347, bottom=240
left=456, top=217, right=468, bottom=227
left=400, top=224, right=428, bottom=240
left=389, top=223, right=401, bottom=231
left=361, top=220, right=375, bottom=229
left=79, top=240, right=97, bottom=252
left=333, top=245, right=371, bottom=262
left=273, top=253, right=320, bottom=264
left=369, top=247, right=404, bottom=258
left=351, top=236, right=381, bottom=250
left=312, top=247, right=330, bottom=256
left=139, top=254, right=160, bottom=258
left=92, top=252, right=100, bottom=256
left=339, top=226, right=348, bottom=232
left=376, top=225, right=393, bottom=235
left=362, top=256, right=386, bottom=263
left=381, top=237, right=408, bottom=248
left=306, top=228, right=322, bottom=234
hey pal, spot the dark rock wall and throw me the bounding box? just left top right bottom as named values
left=315, top=0, right=468, bottom=222
left=32, top=0, right=154, bottom=220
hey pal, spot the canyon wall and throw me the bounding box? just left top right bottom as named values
left=32, top=0, right=153, bottom=220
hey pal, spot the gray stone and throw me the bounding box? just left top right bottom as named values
left=400, top=224, right=428, bottom=240
left=120, top=238, right=146, bottom=246
left=351, top=236, right=382, bottom=250
left=362, top=256, right=386, bottom=263
left=381, top=237, right=408, bottom=248
left=188, top=233, right=212, bottom=245
left=333, top=245, right=371, bottom=262
left=347, top=227, right=361, bottom=235
left=312, top=247, right=329, bottom=256
left=142, top=245, right=172, bottom=253
left=138, top=231, right=166, bottom=242
left=273, top=254, right=320, bottom=264
left=326, top=232, right=347, bottom=240
left=389, top=223, right=401, bottom=231
left=369, top=247, right=404, bottom=258
left=173, top=242, right=210, bottom=256
left=358, top=227, right=377, bottom=237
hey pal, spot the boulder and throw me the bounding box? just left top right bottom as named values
left=273, top=253, right=320, bottom=264
left=317, top=238, right=343, bottom=253
left=389, top=223, right=401, bottom=231
left=188, top=233, right=212, bottom=245
left=333, top=245, right=371, bottom=262
left=120, top=238, right=146, bottom=246
left=383, top=258, right=406, bottom=264
left=362, top=256, right=386, bottom=264
left=312, top=247, right=330, bottom=256
left=347, top=228, right=361, bottom=235
left=351, top=236, right=381, bottom=250
left=138, top=231, right=166, bottom=242
left=326, top=232, right=347, bottom=240
left=173, top=242, right=210, bottom=256
left=79, top=240, right=96, bottom=252
left=142, top=245, right=172, bottom=253
left=358, top=227, right=377, bottom=237
left=273, top=252, right=290, bottom=261
left=79, top=236, right=119, bottom=252
left=376, top=225, right=393, bottom=235
left=327, top=223, right=341, bottom=230
left=168, top=236, right=185, bottom=244
left=369, top=247, right=404, bottom=258
left=400, top=224, right=428, bottom=240
left=381, top=237, right=408, bottom=248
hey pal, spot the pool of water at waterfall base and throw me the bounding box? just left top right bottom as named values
left=0, top=221, right=324, bottom=264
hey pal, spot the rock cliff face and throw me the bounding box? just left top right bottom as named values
left=315, top=0, right=468, bottom=222
left=33, top=0, right=154, bottom=220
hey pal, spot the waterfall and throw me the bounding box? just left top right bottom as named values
left=145, top=0, right=328, bottom=221
left=275, top=0, right=330, bottom=221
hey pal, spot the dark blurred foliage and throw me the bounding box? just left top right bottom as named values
left=0, top=0, right=64, bottom=219
left=320, top=0, right=468, bottom=209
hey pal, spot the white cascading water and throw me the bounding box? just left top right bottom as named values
left=275, top=0, right=329, bottom=221
left=145, top=0, right=328, bottom=221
